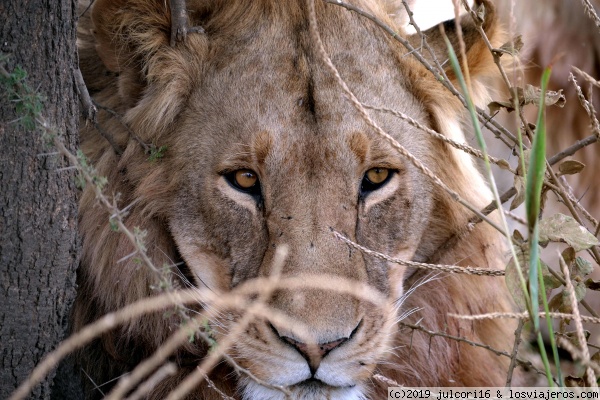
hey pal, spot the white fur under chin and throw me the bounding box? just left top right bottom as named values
left=241, top=381, right=367, bottom=400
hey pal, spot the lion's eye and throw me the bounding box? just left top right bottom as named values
left=361, top=167, right=391, bottom=194
left=234, top=170, right=258, bottom=188
left=225, top=169, right=261, bottom=196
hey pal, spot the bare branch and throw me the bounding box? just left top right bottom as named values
left=169, top=0, right=188, bottom=46
left=559, top=252, right=597, bottom=387
left=505, top=319, right=525, bottom=387
left=74, top=66, right=96, bottom=122
left=333, top=230, right=505, bottom=276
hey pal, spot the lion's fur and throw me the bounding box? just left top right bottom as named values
left=75, top=0, right=515, bottom=398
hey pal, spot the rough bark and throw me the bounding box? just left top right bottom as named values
left=0, top=0, right=80, bottom=398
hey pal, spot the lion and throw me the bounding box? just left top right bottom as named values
left=74, top=0, right=516, bottom=398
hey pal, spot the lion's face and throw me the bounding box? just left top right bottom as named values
left=169, top=20, right=432, bottom=396
left=77, top=0, right=509, bottom=397
left=166, top=10, right=434, bottom=397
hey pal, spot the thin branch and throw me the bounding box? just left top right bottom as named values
left=448, top=311, right=600, bottom=324
left=545, top=267, right=600, bottom=319
left=559, top=252, right=597, bottom=387
left=93, top=121, right=124, bottom=156
left=74, top=66, right=96, bottom=122
left=400, top=0, right=450, bottom=82
left=364, top=103, right=515, bottom=173
left=323, top=0, right=520, bottom=147
left=547, top=134, right=598, bottom=165
left=94, top=101, right=151, bottom=154
left=505, top=319, right=524, bottom=387
left=163, top=248, right=289, bottom=400
left=333, top=230, right=505, bottom=276
left=398, top=322, right=510, bottom=358
left=169, top=0, right=188, bottom=46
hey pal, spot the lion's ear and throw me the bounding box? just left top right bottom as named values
left=91, top=0, right=172, bottom=73
left=90, top=0, right=206, bottom=137
left=408, top=0, right=502, bottom=86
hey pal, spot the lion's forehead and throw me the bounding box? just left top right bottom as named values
left=180, top=3, right=428, bottom=147
left=179, top=54, right=428, bottom=181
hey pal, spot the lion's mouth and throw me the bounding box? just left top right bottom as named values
left=242, top=378, right=364, bottom=400
left=293, top=377, right=355, bottom=389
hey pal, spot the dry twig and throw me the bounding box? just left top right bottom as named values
left=333, top=230, right=505, bottom=276
left=559, top=252, right=597, bottom=387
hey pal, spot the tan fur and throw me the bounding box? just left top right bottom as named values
left=75, top=1, right=515, bottom=398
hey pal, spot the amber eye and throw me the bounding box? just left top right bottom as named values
left=361, top=167, right=391, bottom=194
left=225, top=169, right=261, bottom=197
left=234, top=169, right=257, bottom=188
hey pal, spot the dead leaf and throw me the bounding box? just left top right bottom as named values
left=497, top=35, right=523, bottom=57
left=564, top=375, right=585, bottom=387
left=559, top=160, right=585, bottom=175
left=488, top=100, right=513, bottom=114
left=523, top=84, right=566, bottom=108
left=505, top=234, right=529, bottom=311
left=511, top=175, right=525, bottom=210
left=548, top=291, right=571, bottom=313
left=539, top=214, right=599, bottom=252
left=585, top=278, right=600, bottom=291
left=510, top=150, right=529, bottom=210
left=575, top=257, right=594, bottom=276
left=487, top=85, right=566, bottom=113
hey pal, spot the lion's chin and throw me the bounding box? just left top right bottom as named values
left=241, top=379, right=366, bottom=400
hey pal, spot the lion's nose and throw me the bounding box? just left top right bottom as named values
left=270, top=321, right=360, bottom=374
left=281, top=335, right=348, bottom=374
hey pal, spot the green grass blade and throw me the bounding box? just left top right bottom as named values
left=442, top=32, right=531, bottom=309
left=538, top=260, right=564, bottom=386
left=444, top=33, right=557, bottom=386
left=526, top=66, right=554, bottom=385
left=526, top=67, right=549, bottom=332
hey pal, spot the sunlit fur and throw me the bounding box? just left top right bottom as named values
left=74, top=0, right=515, bottom=398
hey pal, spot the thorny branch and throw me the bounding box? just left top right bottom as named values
left=93, top=101, right=152, bottom=154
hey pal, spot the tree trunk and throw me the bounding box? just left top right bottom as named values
left=0, top=0, right=80, bottom=398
